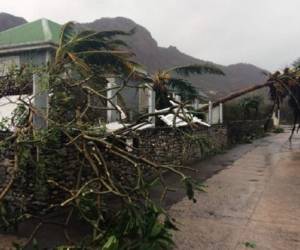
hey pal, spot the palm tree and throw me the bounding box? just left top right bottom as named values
left=293, top=57, right=300, bottom=69
left=50, top=22, right=140, bottom=123
left=268, top=68, right=300, bottom=140
left=194, top=68, right=300, bottom=139
left=54, top=22, right=137, bottom=76
left=147, top=64, right=225, bottom=109
left=199, top=77, right=274, bottom=111
left=239, top=95, right=262, bottom=119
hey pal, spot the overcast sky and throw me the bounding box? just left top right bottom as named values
left=2, top=0, right=300, bottom=71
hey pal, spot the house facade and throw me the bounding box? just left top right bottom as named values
left=0, top=19, right=61, bottom=128
left=0, top=18, right=60, bottom=72
left=0, top=19, right=156, bottom=128
left=0, top=19, right=209, bottom=130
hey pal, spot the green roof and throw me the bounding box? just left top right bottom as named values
left=0, top=18, right=61, bottom=48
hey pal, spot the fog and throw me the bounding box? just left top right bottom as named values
left=2, top=0, right=300, bottom=71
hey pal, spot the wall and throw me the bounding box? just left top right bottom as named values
left=226, top=119, right=269, bottom=145
left=0, top=49, right=51, bottom=69
left=134, top=125, right=227, bottom=165
left=119, top=80, right=140, bottom=120
left=211, top=105, right=222, bottom=124
left=0, top=125, right=228, bottom=215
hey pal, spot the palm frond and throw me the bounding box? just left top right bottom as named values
left=74, top=50, right=133, bottom=56
left=92, top=28, right=136, bottom=40
left=67, top=52, right=91, bottom=72
left=168, top=78, right=198, bottom=100
left=108, top=39, right=130, bottom=48
left=59, top=22, right=77, bottom=46
left=167, top=63, right=225, bottom=77
left=69, top=28, right=135, bottom=47
left=55, top=23, right=138, bottom=76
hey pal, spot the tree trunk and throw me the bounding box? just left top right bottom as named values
left=199, top=81, right=274, bottom=111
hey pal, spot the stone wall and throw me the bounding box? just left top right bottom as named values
left=133, top=125, right=227, bottom=165
left=226, top=119, right=269, bottom=145
left=0, top=125, right=228, bottom=216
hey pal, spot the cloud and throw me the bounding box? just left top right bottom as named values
left=1, top=0, right=300, bottom=70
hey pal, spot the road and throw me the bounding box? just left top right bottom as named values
left=171, top=130, right=300, bottom=250
left=0, top=130, right=299, bottom=249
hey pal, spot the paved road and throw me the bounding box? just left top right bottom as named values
left=1, top=131, right=299, bottom=249
left=171, top=131, right=300, bottom=250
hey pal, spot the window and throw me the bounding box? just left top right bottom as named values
left=0, top=56, right=20, bottom=76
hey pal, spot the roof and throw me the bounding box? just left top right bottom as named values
left=157, top=101, right=210, bottom=128
left=0, top=19, right=61, bottom=52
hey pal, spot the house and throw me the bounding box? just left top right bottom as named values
left=0, top=19, right=156, bottom=128
left=0, top=19, right=61, bottom=128
left=0, top=18, right=60, bottom=71
left=0, top=19, right=208, bottom=131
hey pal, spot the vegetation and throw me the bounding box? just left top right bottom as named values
left=292, top=57, right=300, bottom=69
left=0, top=23, right=205, bottom=249
left=0, top=19, right=299, bottom=250
left=223, top=95, right=268, bottom=121
left=147, top=64, right=224, bottom=109
left=266, top=68, right=300, bottom=140
left=244, top=241, right=256, bottom=248
left=218, top=64, right=300, bottom=142
left=272, top=127, right=284, bottom=133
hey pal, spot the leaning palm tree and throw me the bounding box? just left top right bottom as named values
left=252, top=68, right=300, bottom=140
left=54, top=21, right=137, bottom=76
left=148, top=64, right=225, bottom=109
left=268, top=68, right=300, bottom=140
left=293, top=57, right=300, bottom=69
left=51, top=22, right=140, bottom=123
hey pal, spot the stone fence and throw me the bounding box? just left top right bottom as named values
left=0, top=125, right=228, bottom=216
left=0, top=120, right=273, bottom=218
left=133, top=125, right=227, bottom=165
left=226, top=119, right=271, bottom=145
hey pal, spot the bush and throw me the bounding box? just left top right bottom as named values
left=224, top=95, right=272, bottom=122
left=273, top=127, right=284, bottom=133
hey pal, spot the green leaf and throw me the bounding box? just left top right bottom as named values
left=244, top=241, right=256, bottom=248
left=150, top=222, right=163, bottom=238
left=183, top=178, right=195, bottom=201
left=56, top=246, right=75, bottom=250
left=194, top=180, right=207, bottom=193
left=32, top=238, right=39, bottom=250
left=168, top=63, right=225, bottom=77
left=102, top=235, right=119, bottom=250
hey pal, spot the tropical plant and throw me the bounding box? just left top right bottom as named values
left=54, top=22, right=137, bottom=76
left=239, top=95, right=263, bottom=119
left=146, top=64, right=224, bottom=109
left=51, top=22, right=143, bottom=123
left=266, top=67, right=300, bottom=140
left=0, top=23, right=203, bottom=249
left=292, top=57, right=300, bottom=69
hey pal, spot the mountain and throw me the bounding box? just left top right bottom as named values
left=0, top=12, right=26, bottom=32
left=0, top=14, right=269, bottom=98
left=83, top=17, right=269, bottom=97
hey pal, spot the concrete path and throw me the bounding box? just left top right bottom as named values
left=171, top=131, right=300, bottom=250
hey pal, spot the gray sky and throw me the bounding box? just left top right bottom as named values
left=2, top=0, right=300, bottom=71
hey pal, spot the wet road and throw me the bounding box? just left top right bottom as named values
left=171, top=131, right=300, bottom=250
left=1, top=131, right=299, bottom=249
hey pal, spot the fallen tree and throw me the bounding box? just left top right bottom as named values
left=199, top=68, right=300, bottom=140
left=0, top=23, right=208, bottom=250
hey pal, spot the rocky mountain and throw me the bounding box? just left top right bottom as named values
left=0, top=13, right=26, bottom=32
left=83, top=17, right=269, bottom=97
left=0, top=13, right=269, bottom=98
